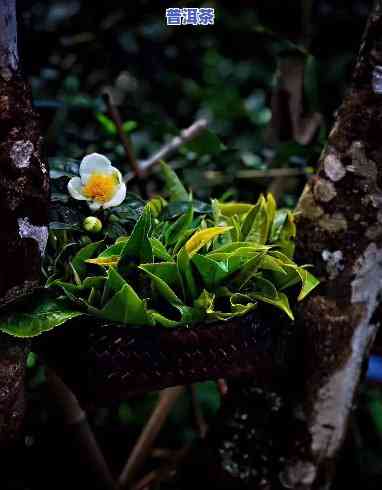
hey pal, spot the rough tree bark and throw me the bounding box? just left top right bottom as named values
left=0, top=0, right=49, bottom=446
left=283, top=1, right=382, bottom=486
left=174, top=2, right=382, bottom=489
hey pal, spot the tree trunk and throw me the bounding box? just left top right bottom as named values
left=0, top=0, right=49, bottom=446
left=175, top=2, right=382, bottom=489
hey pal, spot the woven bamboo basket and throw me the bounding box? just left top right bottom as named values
left=37, top=307, right=296, bottom=403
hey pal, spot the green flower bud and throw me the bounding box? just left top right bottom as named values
left=83, top=216, right=103, bottom=234
left=109, top=214, right=119, bottom=223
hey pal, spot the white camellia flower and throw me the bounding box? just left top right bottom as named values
left=67, top=153, right=126, bottom=211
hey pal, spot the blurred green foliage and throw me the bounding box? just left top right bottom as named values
left=19, top=0, right=370, bottom=205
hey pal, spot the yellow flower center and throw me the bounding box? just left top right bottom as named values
left=82, top=173, right=118, bottom=204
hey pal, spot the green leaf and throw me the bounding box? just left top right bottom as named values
left=207, top=288, right=256, bottom=321
left=270, top=209, right=288, bottom=242
left=112, top=193, right=145, bottom=221
left=173, top=228, right=196, bottom=255
left=27, top=351, right=38, bottom=368
left=118, top=206, right=153, bottom=272
left=160, top=161, right=189, bottom=202
left=0, top=297, right=83, bottom=338
left=105, top=267, right=128, bottom=293
left=151, top=311, right=180, bottom=328
left=295, top=267, right=320, bottom=301
left=227, top=215, right=241, bottom=242
left=208, top=245, right=270, bottom=262
left=269, top=255, right=319, bottom=301
left=185, top=227, right=232, bottom=256
left=86, top=256, right=119, bottom=267
left=152, top=304, right=201, bottom=327
left=230, top=293, right=257, bottom=316
left=266, top=193, right=277, bottom=228
left=209, top=242, right=270, bottom=255
left=148, top=196, right=167, bottom=217
left=99, top=241, right=126, bottom=258
left=161, top=200, right=211, bottom=220
left=269, top=250, right=295, bottom=265
left=217, top=202, right=253, bottom=217
left=82, top=276, right=106, bottom=290
left=192, top=254, right=242, bottom=290
left=93, top=282, right=153, bottom=325
left=70, top=262, right=82, bottom=285
left=194, top=289, right=215, bottom=313
left=259, top=255, right=287, bottom=276
left=138, top=262, right=179, bottom=287
left=230, top=252, right=267, bottom=290
left=280, top=211, right=296, bottom=241
left=96, top=113, right=117, bottom=135
left=122, top=120, right=138, bottom=134
left=139, top=263, right=183, bottom=306
left=251, top=276, right=294, bottom=320
left=241, top=195, right=270, bottom=244
left=149, top=238, right=173, bottom=261
left=72, top=240, right=104, bottom=277
left=177, top=247, right=198, bottom=301
left=277, top=211, right=296, bottom=257
left=49, top=279, right=81, bottom=295
left=184, top=129, right=222, bottom=156
left=165, top=204, right=194, bottom=246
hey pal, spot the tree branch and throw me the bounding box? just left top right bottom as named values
left=117, top=387, right=184, bottom=489
left=123, top=119, right=208, bottom=183
left=204, top=167, right=308, bottom=184
left=103, top=91, right=141, bottom=177
left=45, top=369, right=115, bottom=490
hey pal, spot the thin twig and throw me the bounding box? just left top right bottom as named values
left=189, top=385, right=207, bottom=438
left=45, top=369, right=115, bottom=490
left=103, top=90, right=141, bottom=177
left=117, top=386, right=184, bottom=489
left=124, top=119, right=208, bottom=183
left=151, top=448, right=176, bottom=460
left=131, top=444, right=191, bottom=490
left=204, top=167, right=309, bottom=184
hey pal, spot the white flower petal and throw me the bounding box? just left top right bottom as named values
left=88, top=201, right=102, bottom=211
left=80, top=153, right=112, bottom=184
left=67, top=177, right=88, bottom=200
left=113, top=168, right=122, bottom=184
left=102, top=183, right=126, bottom=209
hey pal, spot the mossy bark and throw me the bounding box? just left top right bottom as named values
left=284, top=3, right=382, bottom=487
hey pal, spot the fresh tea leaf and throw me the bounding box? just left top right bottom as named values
left=185, top=227, right=232, bottom=256
left=0, top=297, right=83, bottom=338
left=160, top=161, right=189, bottom=202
